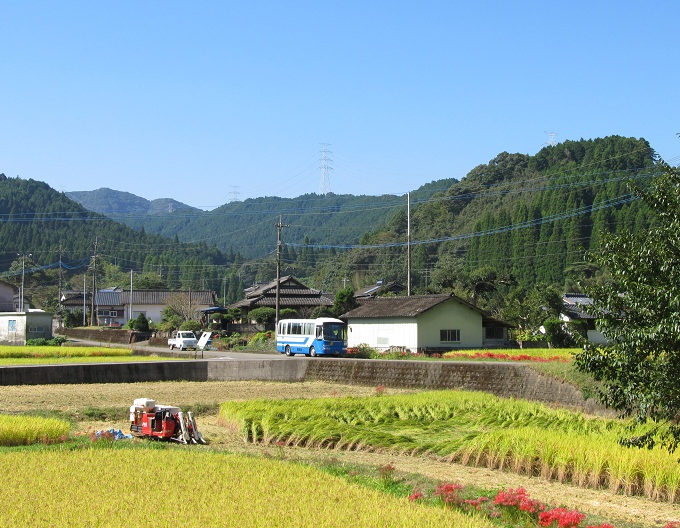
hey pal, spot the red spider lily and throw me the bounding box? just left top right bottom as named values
left=463, top=496, right=489, bottom=511
left=408, top=489, right=424, bottom=502
left=538, top=507, right=586, bottom=528
left=434, top=482, right=463, bottom=504
left=493, top=487, right=545, bottom=514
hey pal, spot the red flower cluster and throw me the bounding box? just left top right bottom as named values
left=434, top=482, right=464, bottom=505
left=446, top=351, right=568, bottom=362
left=493, top=487, right=545, bottom=514
left=538, top=507, right=586, bottom=528
left=408, top=489, right=424, bottom=502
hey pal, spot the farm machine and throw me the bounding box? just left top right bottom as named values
left=129, top=398, right=207, bottom=445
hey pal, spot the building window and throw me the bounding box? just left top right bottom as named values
left=8, top=320, right=16, bottom=332
left=484, top=326, right=504, bottom=340
left=440, top=329, right=460, bottom=343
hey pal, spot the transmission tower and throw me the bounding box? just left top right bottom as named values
left=544, top=131, right=558, bottom=147
left=228, top=186, right=241, bottom=203
left=320, top=143, right=333, bottom=195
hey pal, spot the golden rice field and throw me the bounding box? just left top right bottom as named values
left=0, top=449, right=492, bottom=528
left=0, top=346, right=180, bottom=365
left=219, top=390, right=680, bottom=504
left=0, top=414, right=70, bottom=445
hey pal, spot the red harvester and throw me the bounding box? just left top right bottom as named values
left=129, top=398, right=206, bottom=444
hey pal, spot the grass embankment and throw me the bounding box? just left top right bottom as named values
left=219, top=390, right=680, bottom=503
left=0, top=346, right=179, bottom=365
left=0, top=448, right=490, bottom=528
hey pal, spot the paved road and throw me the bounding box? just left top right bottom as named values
left=134, top=341, right=290, bottom=361
left=65, top=337, right=291, bottom=361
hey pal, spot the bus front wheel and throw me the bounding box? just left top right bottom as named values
left=309, top=346, right=317, bottom=357
left=285, top=345, right=293, bottom=357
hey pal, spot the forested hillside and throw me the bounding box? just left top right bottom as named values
left=301, top=136, right=660, bottom=314
left=70, top=184, right=455, bottom=261
left=0, top=176, right=243, bottom=309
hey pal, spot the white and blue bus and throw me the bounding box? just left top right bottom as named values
left=276, top=317, right=347, bottom=357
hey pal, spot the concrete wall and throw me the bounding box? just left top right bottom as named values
left=0, top=357, right=603, bottom=413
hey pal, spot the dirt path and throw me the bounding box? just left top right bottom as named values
left=3, top=380, right=678, bottom=527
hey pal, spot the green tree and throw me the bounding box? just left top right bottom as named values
left=128, top=312, right=150, bottom=332
left=574, top=161, right=680, bottom=450
left=332, top=286, right=357, bottom=317
left=248, top=307, right=276, bottom=325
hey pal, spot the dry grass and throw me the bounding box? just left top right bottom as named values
left=1, top=380, right=678, bottom=527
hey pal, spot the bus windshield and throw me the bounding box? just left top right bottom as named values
left=323, top=322, right=346, bottom=341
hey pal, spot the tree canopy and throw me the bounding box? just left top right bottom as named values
left=574, top=161, right=680, bottom=450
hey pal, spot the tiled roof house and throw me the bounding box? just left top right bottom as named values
left=230, top=276, right=334, bottom=319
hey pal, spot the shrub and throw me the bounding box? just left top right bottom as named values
left=180, top=320, right=202, bottom=333
left=26, top=336, right=68, bottom=347
left=346, top=343, right=376, bottom=359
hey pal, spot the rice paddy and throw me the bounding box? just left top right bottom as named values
left=219, top=390, right=680, bottom=503
left=0, top=448, right=492, bottom=527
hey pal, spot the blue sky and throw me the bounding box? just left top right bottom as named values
left=1, top=1, right=678, bottom=210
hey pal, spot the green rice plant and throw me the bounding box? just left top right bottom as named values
left=0, top=414, right=70, bottom=446
left=0, top=449, right=493, bottom=527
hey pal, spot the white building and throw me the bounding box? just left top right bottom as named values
left=0, top=311, right=53, bottom=345
left=342, top=294, right=511, bottom=353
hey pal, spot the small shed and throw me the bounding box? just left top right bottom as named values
left=341, top=294, right=489, bottom=353
left=0, top=311, right=54, bottom=345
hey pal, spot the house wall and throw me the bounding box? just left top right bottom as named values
left=348, top=317, right=418, bottom=351
left=131, top=304, right=164, bottom=323
left=0, top=312, right=53, bottom=345
left=347, top=300, right=484, bottom=352
left=416, top=300, right=483, bottom=350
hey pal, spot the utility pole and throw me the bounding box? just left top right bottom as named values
left=407, top=192, right=411, bottom=296
left=129, top=269, right=134, bottom=322
left=19, top=253, right=31, bottom=312
left=58, top=244, right=63, bottom=310
left=275, top=215, right=289, bottom=328
left=90, top=237, right=98, bottom=326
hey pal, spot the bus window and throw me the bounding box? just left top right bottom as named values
left=316, top=326, right=322, bottom=339
left=324, top=323, right=346, bottom=340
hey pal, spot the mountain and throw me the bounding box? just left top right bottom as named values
left=66, top=188, right=199, bottom=216
left=69, top=181, right=457, bottom=260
